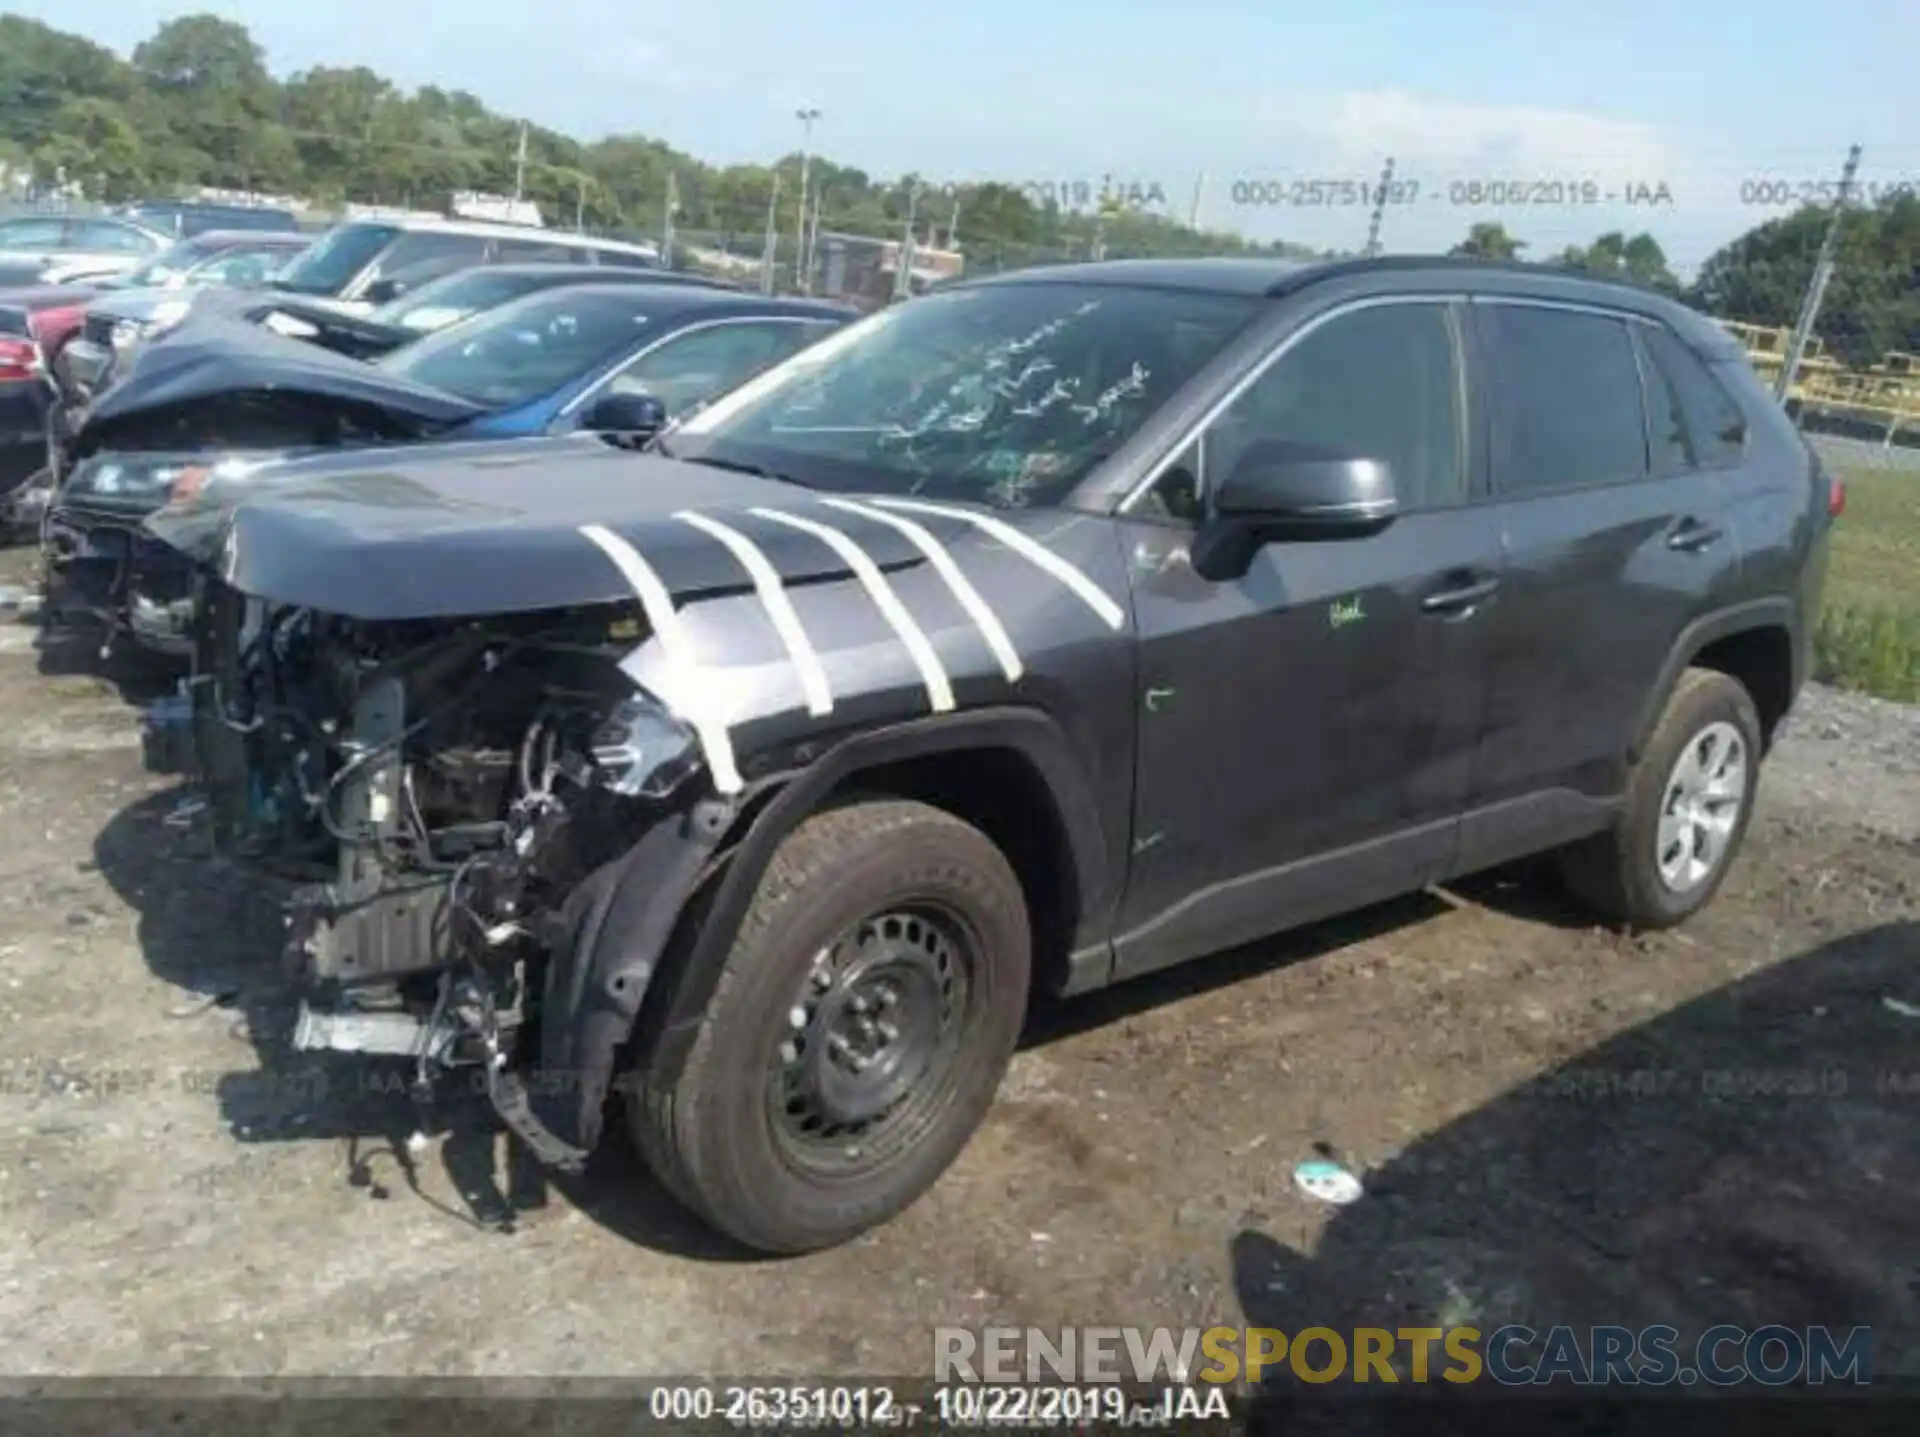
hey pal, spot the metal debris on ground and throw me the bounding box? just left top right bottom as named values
left=163, top=795, right=209, bottom=828
left=1293, top=1159, right=1365, bottom=1205
left=166, top=988, right=239, bottom=1020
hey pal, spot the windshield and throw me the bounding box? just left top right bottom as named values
left=119, top=236, right=226, bottom=288
left=379, top=286, right=655, bottom=408
left=272, top=223, right=397, bottom=296
left=667, top=282, right=1263, bottom=507
left=372, top=267, right=548, bottom=329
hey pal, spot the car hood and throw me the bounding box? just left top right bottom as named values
left=257, top=291, right=374, bottom=317
left=72, top=311, right=485, bottom=455
left=143, top=438, right=944, bottom=619
left=82, top=286, right=191, bottom=323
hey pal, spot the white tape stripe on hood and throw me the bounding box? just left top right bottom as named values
left=747, top=507, right=955, bottom=713
left=676, top=510, right=833, bottom=717
left=817, top=496, right=1023, bottom=683
left=868, top=497, right=1126, bottom=630
left=578, top=523, right=744, bottom=794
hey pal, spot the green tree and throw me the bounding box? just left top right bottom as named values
left=133, top=13, right=271, bottom=94
left=49, top=96, right=147, bottom=198
left=0, top=8, right=1339, bottom=274
left=1690, top=194, right=1920, bottom=364
left=133, top=14, right=275, bottom=189
left=0, top=15, right=134, bottom=158
left=958, top=183, right=1041, bottom=246
left=1556, top=231, right=1679, bottom=291
left=1450, top=222, right=1525, bottom=260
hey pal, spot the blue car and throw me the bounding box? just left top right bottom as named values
left=43, top=281, right=857, bottom=653
left=385, top=281, right=850, bottom=438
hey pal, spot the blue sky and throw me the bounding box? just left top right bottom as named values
left=14, top=0, right=1917, bottom=271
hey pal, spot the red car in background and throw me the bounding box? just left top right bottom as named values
left=0, top=285, right=92, bottom=532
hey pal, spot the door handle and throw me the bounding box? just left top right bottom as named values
left=1666, top=517, right=1724, bottom=552
left=1421, top=575, right=1500, bottom=615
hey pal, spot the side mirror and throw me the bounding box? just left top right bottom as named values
left=361, top=277, right=406, bottom=306
left=581, top=390, right=668, bottom=440
left=1191, top=441, right=1397, bottom=581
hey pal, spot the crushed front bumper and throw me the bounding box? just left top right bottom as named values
left=41, top=507, right=196, bottom=657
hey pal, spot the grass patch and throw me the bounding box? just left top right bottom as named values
left=1816, top=467, right=1920, bottom=702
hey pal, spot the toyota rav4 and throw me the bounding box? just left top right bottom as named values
left=143, top=256, right=1838, bottom=1255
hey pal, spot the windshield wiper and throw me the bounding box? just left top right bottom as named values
left=669, top=450, right=812, bottom=490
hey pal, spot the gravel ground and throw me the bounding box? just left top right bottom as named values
left=1811, top=432, right=1920, bottom=474
left=0, top=543, right=1915, bottom=1384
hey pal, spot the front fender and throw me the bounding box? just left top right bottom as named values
left=525, top=704, right=1114, bottom=1155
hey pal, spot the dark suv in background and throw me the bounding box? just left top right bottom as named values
left=148, top=255, right=1836, bottom=1256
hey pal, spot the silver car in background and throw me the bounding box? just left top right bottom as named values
left=0, top=214, right=174, bottom=288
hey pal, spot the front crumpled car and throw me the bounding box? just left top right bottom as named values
left=137, top=443, right=905, bottom=1168
left=41, top=450, right=291, bottom=653
left=40, top=309, right=483, bottom=655
left=61, top=288, right=202, bottom=398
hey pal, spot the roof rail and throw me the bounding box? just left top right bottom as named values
left=1266, top=253, right=1677, bottom=297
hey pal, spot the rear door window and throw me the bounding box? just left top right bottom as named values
left=590, top=247, right=661, bottom=270
left=494, top=238, right=584, bottom=264
left=1483, top=303, right=1648, bottom=495
left=367, top=232, right=490, bottom=289
left=75, top=220, right=161, bottom=254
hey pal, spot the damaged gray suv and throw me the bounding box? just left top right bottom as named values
left=145, top=256, right=1838, bottom=1254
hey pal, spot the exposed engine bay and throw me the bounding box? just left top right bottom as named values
left=177, top=578, right=709, bottom=1156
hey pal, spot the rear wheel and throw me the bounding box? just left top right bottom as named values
left=1557, top=667, right=1762, bottom=929
left=628, top=798, right=1030, bottom=1255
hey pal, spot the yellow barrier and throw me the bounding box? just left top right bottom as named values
left=1715, top=319, right=1915, bottom=443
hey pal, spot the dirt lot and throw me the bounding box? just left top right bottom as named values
left=0, top=542, right=1915, bottom=1383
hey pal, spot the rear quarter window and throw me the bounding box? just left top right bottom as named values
left=1637, top=322, right=1749, bottom=472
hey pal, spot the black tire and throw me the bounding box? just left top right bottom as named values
left=627, top=797, right=1030, bottom=1255
left=1557, top=667, right=1763, bottom=929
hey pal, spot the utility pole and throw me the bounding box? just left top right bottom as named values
left=805, top=184, right=824, bottom=285
left=511, top=121, right=528, bottom=205
left=894, top=184, right=922, bottom=301
left=1188, top=170, right=1205, bottom=230
left=1777, top=143, right=1862, bottom=404
left=574, top=174, right=586, bottom=231
left=661, top=170, right=679, bottom=268
left=760, top=174, right=783, bottom=294
left=1363, top=156, right=1395, bottom=257
left=946, top=192, right=961, bottom=250
left=793, top=106, right=821, bottom=291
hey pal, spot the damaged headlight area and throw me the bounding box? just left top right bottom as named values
left=61, top=450, right=287, bottom=506
left=179, top=581, right=704, bottom=1117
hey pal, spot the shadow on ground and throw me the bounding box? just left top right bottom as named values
left=95, top=783, right=1559, bottom=1262
left=91, top=787, right=791, bottom=1260
left=1230, top=918, right=1920, bottom=1432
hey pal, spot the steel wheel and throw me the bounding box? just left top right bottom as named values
left=768, top=904, right=974, bottom=1176
left=626, top=797, right=1031, bottom=1255
left=1654, top=720, right=1748, bottom=893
